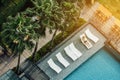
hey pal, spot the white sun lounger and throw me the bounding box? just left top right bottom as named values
left=80, top=34, right=93, bottom=49
left=47, top=59, right=62, bottom=73
left=69, top=43, right=82, bottom=58
left=85, top=29, right=99, bottom=43
left=56, top=52, right=70, bottom=67
left=64, top=46, right=78, bottom=61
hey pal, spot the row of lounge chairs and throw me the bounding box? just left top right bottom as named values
left=47, top=29, right=99, bottom=73
left=47, top=43, right=82, bottom=73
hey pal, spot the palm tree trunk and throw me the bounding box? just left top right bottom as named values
left=31, top=41, right=38, bottom=62
left=50, top=29, right=58, bottom=48
left=16, top=52, right=21, bottom=74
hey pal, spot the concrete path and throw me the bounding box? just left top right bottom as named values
left=0, top=28, right=59, bottom=76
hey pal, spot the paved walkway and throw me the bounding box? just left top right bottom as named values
left=0, top=28, right=59, bottom=76
left=19, top=60, right=49, bottom=80
left=80, top=2, right=99, bottom=21
left=37, top=24, right=106, bottom=80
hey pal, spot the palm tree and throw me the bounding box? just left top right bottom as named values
left=21, top=7, right=46, bottom=62
left=30, top=0, right=60, bottom=48
left=0, top=13, right=40, bottom=73
left=31, top=0, right=80, bottom=48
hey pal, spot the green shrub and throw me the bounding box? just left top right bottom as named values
left=0, top=0, right=28, bottom=25
left=34, top=52, right=41, bottom=62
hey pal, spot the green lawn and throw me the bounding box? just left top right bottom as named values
left=97, top=0, right=120, bottom=20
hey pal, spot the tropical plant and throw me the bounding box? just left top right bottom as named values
left=0, top=12, right=43, bottom=73
left=30, top=0, right=64, bottom=48
left=59, top=0, right=81, bottom=37
left=30, top=0, right=81, bottom=48
left=21, top=7, right=46, bottom=61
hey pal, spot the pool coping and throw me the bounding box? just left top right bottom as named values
left=37, top=23, right=106, bottom=80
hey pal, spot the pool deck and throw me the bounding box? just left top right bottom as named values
left=37, top=23, right=106, bottom=80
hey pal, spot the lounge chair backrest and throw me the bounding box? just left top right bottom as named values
left=47, top=59, right=62, bottom=73
left=64, top=47, right=78, bottom=61
left=56, top=52, right=70, bottom=67
left=85, top=29, right=99, bottom=43
left=69, top=43, right=82, bottom=58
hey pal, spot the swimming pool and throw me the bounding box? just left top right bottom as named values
left=65, top=48, right=120, bottom=80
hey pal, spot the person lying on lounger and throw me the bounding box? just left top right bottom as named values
left=80, top=34, right=93, bottom=49
left=82, top=35, right=90, bottom=46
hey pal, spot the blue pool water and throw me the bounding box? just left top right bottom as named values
left=65, top=48, right=120, bottom=80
